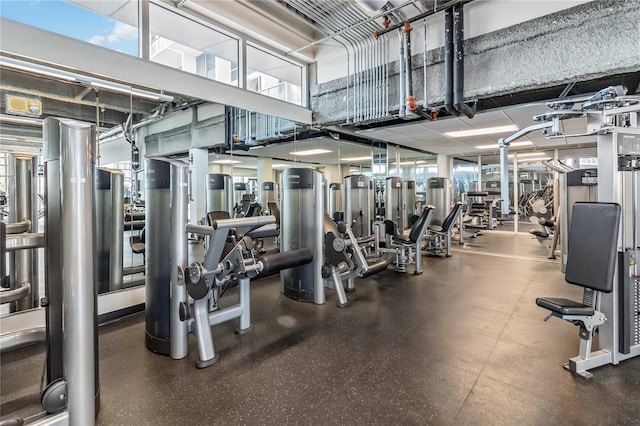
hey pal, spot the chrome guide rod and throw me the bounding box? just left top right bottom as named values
left=170, top=163, right=189, bottom=360
left=58, top=118, right=96, bottom=425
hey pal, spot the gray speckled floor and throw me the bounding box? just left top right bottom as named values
left=2, top=232, right=640, bottom=425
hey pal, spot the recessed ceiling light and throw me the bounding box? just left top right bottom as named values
left=289, top=149, right=332, bottom=156
left=517, top=157, right=551, bottom=162
left=211, top=159, right=241, bottom=164
left=341, top=156, right=372, bottom=162
left=445, top=125, right=519, bottom=138
left=476, top=141, right=533, bottom=149
left=510, top=152, right=547, bottom=158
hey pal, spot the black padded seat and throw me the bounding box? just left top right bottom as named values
left=130, top=227, right=145, bottom=255
left=391, top=206, right=434, bottom=245
left=538, top=218, right=555, bottom=228
left=535, top=297, right=595, bottom=316
left=465, top=224, right=486, bottom=230
left=529, top=230, right=549, bottom=238
left=391, top=234, right=412, bottom=244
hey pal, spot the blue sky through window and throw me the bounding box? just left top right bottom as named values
left=0, top=0, right=138, bottom=56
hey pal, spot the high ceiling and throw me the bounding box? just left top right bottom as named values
left=1, top=0, right=632, bottom=165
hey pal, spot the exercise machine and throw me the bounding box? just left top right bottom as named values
left=373, top=205, right=435, bottom=274
left=323, top=217, right=391, bottom=305
left=499, top=86, right=640, bottom=377
left=327, top=182, right=344, bottom=221
left=260, top=181, right=278, bottom=213
left=343, top=174, right=374, bottom=239
left=425, top=202, right=463, bottom=257
left=206, top=173, right=234, bottom=218
left=280, top=168, right=326, bottom=304
left=536, top=203, right=620, bottom=378
left=180, top=215, right=312, bottom=367
left=95, top=168, right=124, bottom=293
left=425, top=177, right=452, bottom=227
left=2, top=153, right=39, bottom=312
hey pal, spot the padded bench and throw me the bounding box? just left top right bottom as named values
left=535, top=202, right=620, bottom=378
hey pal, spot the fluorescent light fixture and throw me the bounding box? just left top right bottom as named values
left=0, top=115, right=43, bottom=126
left=397, top=160, right=430, bottom=166
left=341, top=156, right=372, bottom=162
left=211, top=159, right=241, bottom=164
left=445, top=125, right=519, bottom=138
left=476, top=141, right=533, bottom=149
left=272, top=164, right=290, bottom=168
left=517, top=157, right=551, bottom=162
left=510, top=152, right=547, bottom=158
left=289, top=149, right=332, bottom=156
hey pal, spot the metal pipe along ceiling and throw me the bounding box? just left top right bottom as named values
left=452, top=4, right=474, bottom=118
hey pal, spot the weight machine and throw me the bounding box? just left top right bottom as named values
left=500, top=86, right=640, bottom=377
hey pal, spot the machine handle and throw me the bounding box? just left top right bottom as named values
left=258, top=249, right=313, bottom=275
left=213, top=216, right=275, bottom=230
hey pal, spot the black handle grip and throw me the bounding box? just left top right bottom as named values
left=258, top=248, right=313, bottom=275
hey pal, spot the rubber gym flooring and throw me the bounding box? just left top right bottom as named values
left=2, top=231, right=640, bottom=425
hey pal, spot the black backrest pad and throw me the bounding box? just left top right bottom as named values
left=267, top=202, right=280, bottom=224
left=409, top=206, right=434, bottom=242
left=565, top=202, right=620, bottom=292
left=207, top=211, right=230, bottom=226
left=441, top=203, right=463, bottom=232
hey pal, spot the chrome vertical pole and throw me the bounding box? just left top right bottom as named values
left=499, top=141, right=510, bottom=215
left=58, top=118, right=96, bottom=425
left=110, top=171, right=124, bottom=291
left=513, top=154, right=519, bottom=233
left=14, top=155, right=36, bottom=310
left=170, top=163, right=189, bottom=360
left=237, top=276, right=251, bottom=332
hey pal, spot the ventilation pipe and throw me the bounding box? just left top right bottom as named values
left=444, top=5, right=474, bottom=118
left=452, top=4, right=474, bottom=118
left=444, top=8, right=456, bottom=116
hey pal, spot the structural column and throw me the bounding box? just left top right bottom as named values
left=256, top=157, right=273, bottom=186
left=324, top=164, right=341, bottom=183
left=189, top=148, right=208, bottom=224
left=437, top=154, right=452, bottom=179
